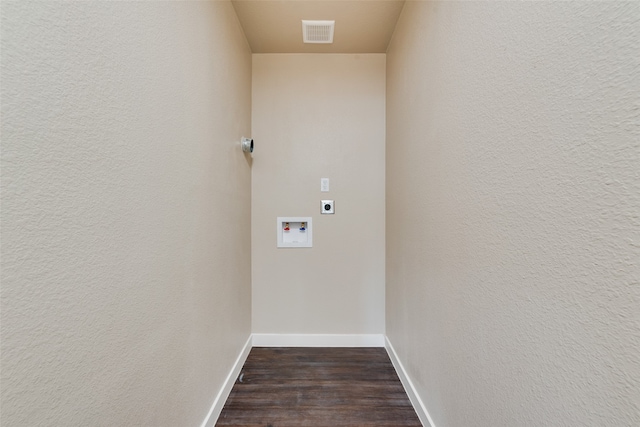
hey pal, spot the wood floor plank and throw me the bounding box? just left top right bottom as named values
left=216, top=347, right=422, bottom=427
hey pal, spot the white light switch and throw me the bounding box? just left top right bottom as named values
left=321, top=178, right=330, bottom=192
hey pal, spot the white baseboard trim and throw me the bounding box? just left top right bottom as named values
left=252, top=333, right=385, bottom=347
left=385, top=336, right=436, bottom=427
left=200, top=335, right=252, bottom=427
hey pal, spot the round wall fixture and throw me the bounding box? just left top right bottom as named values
left=241, top=137, right=254, bottom=153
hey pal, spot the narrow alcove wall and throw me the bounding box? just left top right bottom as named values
left=251, top=54, right=386, bottom=338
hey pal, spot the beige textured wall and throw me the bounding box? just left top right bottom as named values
left=1, top=2, right=251, bottom=426
left=252, top=54, right=385, bottom=334
left=386, top=1, right=639, bottom=426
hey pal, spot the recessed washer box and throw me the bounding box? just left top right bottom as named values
left=277, top=217, right=312, bottom=248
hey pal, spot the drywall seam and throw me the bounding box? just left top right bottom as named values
left=252, top=334, right=385, bottom=347
left=385, top=337, right=435, bottom=427
left=200, top=335, right=253, bottom=427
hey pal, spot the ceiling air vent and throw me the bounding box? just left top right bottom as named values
left=302, top=20, right=335, bottom=44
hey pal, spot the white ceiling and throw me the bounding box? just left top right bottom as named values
left=231, top=0, right=406, bottom=53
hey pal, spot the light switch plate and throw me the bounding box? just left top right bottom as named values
left=321, top=178, right=330, bottom=192
left=321, top=200, right=334, bottom=214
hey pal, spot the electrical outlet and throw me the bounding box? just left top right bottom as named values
left=321, top=200, right=334, bottom=214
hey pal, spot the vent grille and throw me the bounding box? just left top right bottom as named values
left=302, top=20, right=335, bottom=44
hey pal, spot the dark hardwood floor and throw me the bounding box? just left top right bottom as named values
left=216, top=347, right=422, bottom=427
